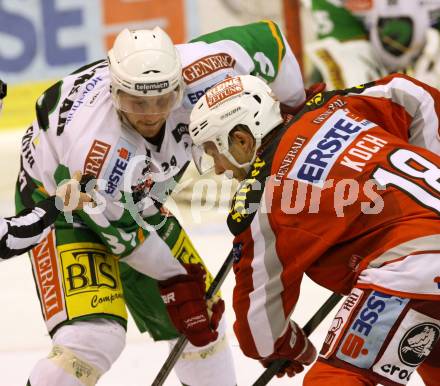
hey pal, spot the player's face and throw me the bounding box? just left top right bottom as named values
left=116, top=90, right=177, bottom=138
left=203, top=141, right=249, bottom=181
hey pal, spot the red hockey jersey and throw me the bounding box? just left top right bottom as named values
left=227, top=74, right=440, bottom=359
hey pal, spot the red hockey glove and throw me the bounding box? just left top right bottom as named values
left=260, top=320, right=317, bottom=378
left=158, top=263, right=224, bottom=347
left=280, top=82, right=326, bottom=122
left=207, top=295, right=225, bottom=331
left=305, top=82, right=326, bottom=100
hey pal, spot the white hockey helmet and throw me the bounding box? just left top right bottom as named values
left=189, top=75, right=283, bottom=174
left=108, top=27, right=183, bottom=115
left=368, top=0, right=430, bottom=71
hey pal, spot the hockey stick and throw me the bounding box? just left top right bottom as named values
left=151, top=249, right=235, bottom=386
left=252, top=292, right=344, bottom=386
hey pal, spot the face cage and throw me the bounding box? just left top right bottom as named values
left=377, top=17, right=414, bottom=58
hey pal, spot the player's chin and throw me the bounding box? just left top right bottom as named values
left=233, top=168, right=248, bottom=181
left=135, top=120, right=164, bottom=137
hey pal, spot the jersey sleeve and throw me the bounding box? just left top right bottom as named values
left=231, top=202, right=328, bottom=359
left=1, top=197, right=59, bottom=260
left=191, top=20, right=306, bottom=107
left=347, top=73, right=440, bottom=154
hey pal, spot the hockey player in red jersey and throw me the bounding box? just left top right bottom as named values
left=188, top=73, right=440, bottom=385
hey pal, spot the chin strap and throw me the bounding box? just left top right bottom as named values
left=223, top=137, right=261, bottom=175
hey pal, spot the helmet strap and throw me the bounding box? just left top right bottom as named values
left=222, top=137, right=261, bottom=174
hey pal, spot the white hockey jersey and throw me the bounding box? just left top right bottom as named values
left=16, top=21, right=305, bottom=278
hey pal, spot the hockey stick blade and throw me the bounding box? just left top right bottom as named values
left=151, top=249, right=235, bottom=386
left=252, top=292, right=343, bottom=386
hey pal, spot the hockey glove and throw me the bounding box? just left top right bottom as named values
left=260, top=320, right=317, bottom=378
left=158, top=263, right=224, bottom=347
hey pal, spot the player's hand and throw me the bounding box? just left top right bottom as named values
left=55, top=171, right=94, bottom=211
left=158, top=263, right=224, bottom=347
left=206, top=293, right=225, bottom=331
left=259, top=321, right=317, bottom=378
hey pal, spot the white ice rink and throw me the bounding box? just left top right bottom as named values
left=0, top=130, right=425, bottom=385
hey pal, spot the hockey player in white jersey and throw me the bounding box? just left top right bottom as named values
left=16, top=21, right=306, bottom=386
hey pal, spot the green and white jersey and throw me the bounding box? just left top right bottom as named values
left=16, top=21, right=304, bottom=279
left=307, top=0, right=440, bottom=88
left=180, top=20, right=305, bottom=110
left=17, top=60, right=188, bottom=269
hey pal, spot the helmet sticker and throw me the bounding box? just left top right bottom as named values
left=135, top=81, right=170, bottom=92
left=205, top=77, right=244, bottom=108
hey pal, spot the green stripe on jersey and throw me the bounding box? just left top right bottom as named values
left=191, top=20, right=285, bottom=82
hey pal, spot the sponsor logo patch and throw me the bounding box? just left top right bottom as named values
left=172, top=123, right=189, bottom=143
left=274, top=135, right=308, bottom=183
left=312, top=98, right=346, bottom=124
left=205, top=77, right=243, bottom=108
left=59, top=63, right=107, bottom=132
left=32, top=231, right=65, bottom=321
left=60, top=245, right=120, bottom=296
left=336, top=290, right=409, bottom=369
left=83, top=140, right=111, bottom=178
left=399, top=323, right=440, bottom=366
left=287, top=109, right=376, bottom=186
left=182, top=53, right=236, bottom=85
left=184, top=72, right=229, bottom=109
left=232, top=242, right=243, bottom=263
left=58, top=242, right=126, bottom=320
left=373, top=309, right=440, bottom=384
left=103, top=138, right=136, bottom=196
left=21, top=126, right=36, bottom=168
left=321, top=288, right=363, bottom=358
